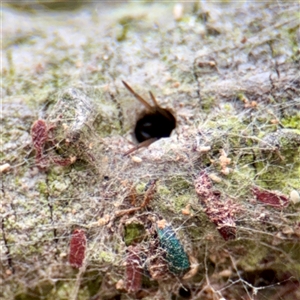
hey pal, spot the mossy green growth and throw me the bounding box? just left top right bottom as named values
left=116, top=18, right=131, bottom=42
left=51, top=282, right=77, bottom=300
left=15, top=293, right=44, bottom=300
left=169, top=176, right=191, bottom=193
left=281, top=242, right=300, bottom=268
left=173, top=194, right=190, bottom=213
left=157, top=185, right=171, bottom=196
left=124, top=223, right=146, bottom=246
left=83, top=269, right=103, bottom=297
left=97, top=251, right=115, bottom=263
left=135, top=182, right=147, bottom=194
left=37, top=181, right=48, bottom=195
left=255, top=129, right=300, bottom=190
left=201, top=95, right=215, bottom=112
left=237, top=240, right=269, bottom=272
left=14, top=280, right=55, bottom=300
left=48, top=281, right=90, bottom=300
left=157, top=225, right=190, bottom=276
left=255, top=158, right=300, bottom=191
left=280, top=112, right=300, bottom=130
left=6, top=1, right=85, bottom=12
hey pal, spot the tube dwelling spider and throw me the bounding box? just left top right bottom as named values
left=122, top=81, right=176, bottom=155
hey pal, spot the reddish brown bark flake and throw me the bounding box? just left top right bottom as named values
left=204, top=199, right=238, bottom=241
left=31, top=119, right=48, bottom=151
left=125, top=245, right=142, bottom=293
left=194, top=170, right=213, bottom=199
left=51, top=155, right=76, bottom=166
left=194, top=171, right=239, bottom=241
left=69, top=229, right=87, bottom=268
left=252, top=187, right=289, bottom=208
left=31, top=120, right=48, bottom=169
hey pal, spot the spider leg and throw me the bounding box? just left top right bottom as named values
left=122, top=80, right=155, bottom=112
left=124, top=137, right=158, bottom=156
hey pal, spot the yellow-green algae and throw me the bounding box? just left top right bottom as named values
left=2, top=2, right=300, bottom=300
left=124, top=223, right=146, bottom=246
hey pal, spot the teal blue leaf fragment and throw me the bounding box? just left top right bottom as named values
left=157, top=226, right=190, bottom=275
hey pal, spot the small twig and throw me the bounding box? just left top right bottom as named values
left=140, top=179, right=157, bottom=208
left=115, top=207, right=140, bottom=218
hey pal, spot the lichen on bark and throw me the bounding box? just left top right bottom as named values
left=1, top=1, right=300, bottom=300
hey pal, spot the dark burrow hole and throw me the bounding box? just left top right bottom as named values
left=134, top=109, right=176, bottom=143
left=178, top=286, right=192, bottom=299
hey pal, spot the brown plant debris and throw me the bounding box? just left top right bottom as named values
left=140, top=179, right=157, bottom=208
left=31, top=119, right=48, bottom=170
left=194, top=171, right=240, bottom=241
left=125, top=245, right=143, bottom=294
left=31, top=119, right=77, bottom=169
left=147, top=239, right=169, bottom=280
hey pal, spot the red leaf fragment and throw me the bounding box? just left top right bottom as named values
left=252, top=187, right=289, bottom=208
left=31, top=120, right=49, bottom=169
left=31, top=120, right=48, bottom=151
left=69, top=229, right=87, bottom=268
left=126, top=245, right=142, bottom=293
left=195, top=171, right=239, bottom=241
left=216, top=219, right=236, bottom=241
